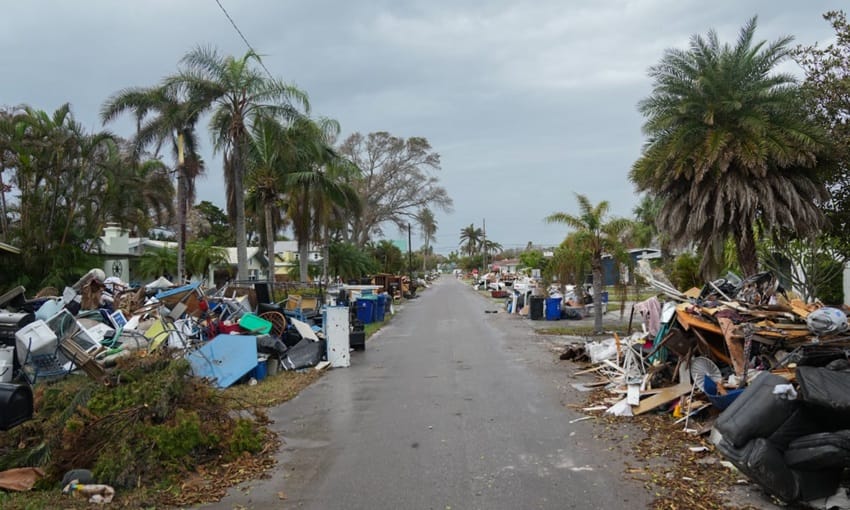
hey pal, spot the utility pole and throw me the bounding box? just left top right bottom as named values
left=407, top=223, right=413, bottom=275
left=482, top=218, right=487, bottom=272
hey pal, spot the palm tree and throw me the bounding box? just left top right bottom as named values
left=138, top=246, right=177, bottom=280
left=282, top=117, right=360, bottom=282
left=481, top=239, right=503, bottom=257
left=101, top=84, right=205, bottom=283
left=245, top=115, right=290, bottom=281
left=631, top=17, right=828, bottom=277
left=459, top=224, right=482, bottom=257
left=417, top=208, right=437, bottom=270
left=546, top=194, right=632, bottom=333
left=185, top=239, right=230, bottom=283
left=167, top=46, right=309, bottom=281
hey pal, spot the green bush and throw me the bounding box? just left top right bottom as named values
left=670, top=253, right=702, bottom=291
left=0, top=353, right=267, bottom=490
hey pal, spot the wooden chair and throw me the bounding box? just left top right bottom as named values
left=259, top=311, right=288, bottom=338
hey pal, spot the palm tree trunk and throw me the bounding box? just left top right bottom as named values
left=233, top=143, right=249, bottom=281
left=299, top=239, right=309, bottom=283
left=323, top=224, right=329, bottom=285
left=176, top=133, right=187, bottom=284
left=738, top=223, right=758, bottom=277
left=592, top=258, right=604, bottom=334
left=423, top=235, right=428, bottom=271
left=265, top=202, right=275, bottom=282
left=177, top=172, right=187, bottom=283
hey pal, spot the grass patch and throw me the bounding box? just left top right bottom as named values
left=223, top=370, right=322, bottom=409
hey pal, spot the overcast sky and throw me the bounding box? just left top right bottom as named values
left=1, top=1, right=844, bottom=254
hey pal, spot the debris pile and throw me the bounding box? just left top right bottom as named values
left=563, top=264, right=850, bottom=505
left=0, top=270, right=384, bottom=504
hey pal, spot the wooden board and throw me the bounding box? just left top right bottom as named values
left=632, top=382, right=692, bottom=415
left=676, top=308, right=723, bottom=335
left=718, top=317, right=745, bottom=376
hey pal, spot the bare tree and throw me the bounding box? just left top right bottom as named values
left=338, top=132, right=453, bottom=246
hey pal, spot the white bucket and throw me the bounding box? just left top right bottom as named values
left=0, top=345, right=13, bottom=367
left=0, top=361, right=11, bottom=383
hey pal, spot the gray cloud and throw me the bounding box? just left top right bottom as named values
left=1, top=0, right=843, bottom=253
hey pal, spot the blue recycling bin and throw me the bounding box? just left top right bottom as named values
left=600, top=291, right=609, bottom=304
left=376, top=294, right=387, bottom=322
left=545, top=297, right=562, bottom=320
left=356, top=297, right=377, bottom=324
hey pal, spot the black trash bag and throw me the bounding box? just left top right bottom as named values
left=256, top=334, right=288, bottom=356
left=281, top=339, right=325, bottom=370
left=714, top=373, right=799, bottom=448
left=744, top=438, right=800, bottom=502
left=785, top=430, right=850, bottom=470
left=797, top=366, right=850, bottom=412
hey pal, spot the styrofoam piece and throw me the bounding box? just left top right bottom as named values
left=62, top=287, right=77, bottom=304
left=290, top=317, right=319, bottom=342
left=15, top=320, right=59, bottom=364
left=0, top=346, right=13, bottom=366
left=124, top=315, right=140, bottom=331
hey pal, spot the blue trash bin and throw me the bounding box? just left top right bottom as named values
left=600, top=291, right=609, bottom=304
left=356, top=298, right=375, bottom=324
left=376, top=294, right=387, bottom=322
left=545, top=297, right=562, bottom=320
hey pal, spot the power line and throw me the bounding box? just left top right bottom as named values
left=213, top=0, right=276, bottom=81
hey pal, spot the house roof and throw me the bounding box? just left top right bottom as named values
left=274, top=240, right=321, bottom=253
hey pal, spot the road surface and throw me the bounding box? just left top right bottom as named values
left=201, top=277, right=650, bottom=509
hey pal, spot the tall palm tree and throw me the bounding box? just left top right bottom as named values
left=245, top=115, right=291, bottom=281
left=631, top=17, right=828, bottom=277
left=459, top=224, right=482, bottom=257
left=417, top=208, right=437, bottom=270
left=546, top=193, right=632, bottom=333
left=101, top=84, right=205, bottom=283
left=167, top=46, right=309, bottom=280
left=283, top=117, right=360, bottom=282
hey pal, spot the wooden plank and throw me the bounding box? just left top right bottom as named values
left=573, top=366, right=604, bottom=376
left=632, top=383, right=692, bottom=415
left=676, top=308, right=723, bottom=335
left=627, top=384, right=641, bottom=406
left=790, top=299, right=811, bottom=319
left=717, top=317, right=745, bottom=376
left=613, top=332, right=622, bottom=362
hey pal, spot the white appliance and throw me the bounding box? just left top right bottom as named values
left=323, top=306, right=350, bottom=368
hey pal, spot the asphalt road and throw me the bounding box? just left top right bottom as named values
left=200, top=277, right=650, bottom=509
